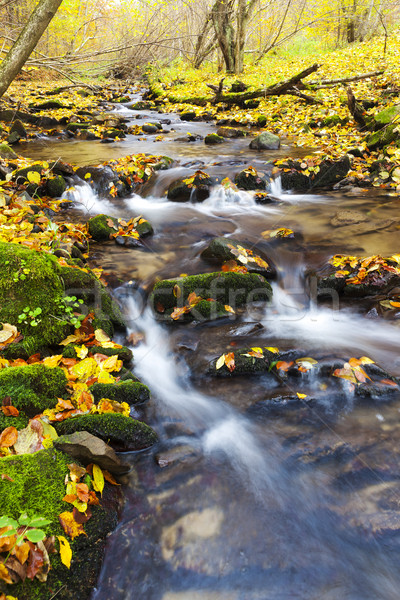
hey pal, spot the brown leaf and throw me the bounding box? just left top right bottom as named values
left=0, top=426, right=18, bottom=447
left=6, top=555, right=27, bottom=582
left=76, top=483, right=89, bottom=503
left=72, top=506, right=92, bottom=524
left=103, top=470, right=120, bottom=486
left=1, top=474, right=14, bottom=482
left=26, top=542, right=44, bottom=580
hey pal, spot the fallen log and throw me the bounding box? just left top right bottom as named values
left=307, top=69, right=384, bottom=89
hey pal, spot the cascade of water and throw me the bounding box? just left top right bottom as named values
left=62, top=183, right=116, bottom=215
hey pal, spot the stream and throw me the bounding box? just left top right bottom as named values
left=24, top=94, right=400, bottom=599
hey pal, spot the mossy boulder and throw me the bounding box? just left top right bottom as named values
left=0, top=412, right=29, bottom=432
left=150, top=271, right=272, bottom=318
left=167, top=172, right=216, bottom=202
left=0, top=143, right=18, bottom=159
left=0, top=364, right=67, bottom=417
left=54, top=413, right=158, bottom=451
left=129, top=100, right=154, bottom=110
left=216, top=126, right=247, bottom=138
left=249, top=131, right=280, bottom=150
left=87, top=214, right=118, bottom=241
left=366, top=124, right=398, bottom=150
left=87, top=214, right=153, bottom=242
left=234, top=168, right=267, bottom=191
left=200, top=237, right=275, bottom=278
left=63, top=344, right=132, bottom=364
left=0, top=448, right=121, bottom=600
left=209, top=347, right=279, bottom=376
left=142, top=123, right=161, bottom=134
left=374, top=105, right=400, bottom=128
left=90, top=381, right=150, bottom=405
left=280, top=156, right=351, bottom=191
left=0, top=243, right=73, bottom=353
left=180, top=111, right=197, bottom=121
left=59, top=265, right=125, bottom=331
left=45, top=175, right=67, bottom=198
left=205, top=133, right=224, bottom=145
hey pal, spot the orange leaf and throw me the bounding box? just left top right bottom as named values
left=1, top=405, right=19, bottom=417
left=63, top=494, right=78, bottom=504
left=0, top=563, right=13, bottom=584
left=276, top=361, right=293, bottom=372
left=0, top=426, right=18, bottom=447
left=390, top=301, right=400, bottom=308
left=380, top=378, right=398, bottom=387
left=14, top=541, right=30, bottom=565
left=103, top=470, right=120, bottom=486
left=76, top=483, right=89, bottom=503
left=170, top=306, right=189, bottom=320
left=224, top=352, right=236, bottom=373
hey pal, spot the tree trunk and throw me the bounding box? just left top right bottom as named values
left=0, top=0, right=64, bottom=98
left=211, top=0, right=236, bottom=73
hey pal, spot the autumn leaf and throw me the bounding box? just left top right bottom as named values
left=92, top=464, right=104, bottom=495
left=1, top=405, right=19, bottom=417
left=224, top=352, right=235, bottom=373
left=58, top=512, right=86, bottom=539
left=296, top=392, right=308, bottom=399
left=57, top=536, right=72, bottom=569
left=0, top=563, right=13, bottom=584
left=27, top=171, right=41, bottom=185
left=0, top=426, right=18, bottom=448
left=216, top=354, right=226, bottom=369
left=276, top=361, right=294, bottom=372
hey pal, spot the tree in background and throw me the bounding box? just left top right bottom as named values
left=0, top=0, right=64, bottom=97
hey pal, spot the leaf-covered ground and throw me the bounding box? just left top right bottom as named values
left=152, top=33, right=400, bottom=189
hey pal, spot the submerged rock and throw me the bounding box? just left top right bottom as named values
left=279, top=156, right=351, bottom=191
left=205, top=133, right=225, bottom=145
left=217, top=126, right=247, bottom=138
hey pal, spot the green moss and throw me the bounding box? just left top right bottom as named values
left=87, top=214, right=117, bottom=242
left=0, top=412, right=29, bottom=432
left=0, top=364, right=67, bottom=416
left=374, top=105, right=400, bottom=127
left=54, top=413, right=158, bottom=451
left=59, top=266, right=125, bottom=329
left=150, top=271, right=272, bottom=312
left=367, top=124, right=398, bottom=150
left=136, top=218, right=153, bottom=237
left=62, top=344, right=132, bottom=363
left=0, top=242, right=71, bottom=352
left=0, top=143, right=18, bottom=159
left=46, top=175, right=67, bottom=198
left=90, top=381, right=150, bottom=405
left=205, top=133, right=224, bottom=145
left=0, top=448, right=120, bottom=600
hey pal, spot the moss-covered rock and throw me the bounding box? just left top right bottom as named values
left=59, top=265, right=125, bottom=331
left=374, top=105, right=400, bottom=128
left=167, top=171, right=216, bottom=202
left=234, top=167, right=267, bottom=191
left=90, top=381, right=150, bottom=405
left=0, top=448, right=121, bottom=600
left=150, top=271, right=272, bottom=315
left=0, top=243, right=72, bottom=353
left=0, top=412, right=29, bottom=432
left=366, top=124, right=398, bottom=150
left=62, top=344, right=133, bottom=364
left=54, top=413, right=158, bottom=451
left=249, top=131, right=280, bottom=150
left=209, top=347, right=279, bottom=376
left=87, top=214, right=118, bottom=241
left=0, top=143, right=18, bottom=159
left=205, top=133, right=224, bottom=145
left=87, top=214, right=153, bottom=242
left=200, top=237, right=275, bottom=278
left=0, top=364, right=67, bottom=416
left=45, top=175, right=67, bottom=198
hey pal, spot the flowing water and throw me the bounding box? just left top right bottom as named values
left=26, top=95, right=400, bottom=599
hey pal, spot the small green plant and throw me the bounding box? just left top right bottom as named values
left=4, top=259, right=31, bottom=283
left=18, top=306, right=42, bottom=327
left=51, top=295, right=85, bottom=329
left=0, top=513, right=51, bottom=562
